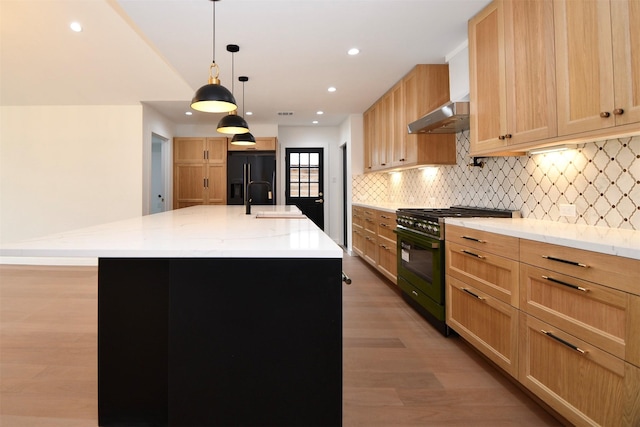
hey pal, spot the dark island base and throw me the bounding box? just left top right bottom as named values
left=98, top=257, right=343, bottom=427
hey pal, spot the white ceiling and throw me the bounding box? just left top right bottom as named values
left=1, top=0, right=490, bottom=128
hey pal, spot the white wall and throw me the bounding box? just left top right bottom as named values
left=340, top=114, right=363, bottom=250
left=142, top=104, right=177, bottom=214
left=0, top=105, right=144, bottom=243
left=277, top=126, right=341, bottom=243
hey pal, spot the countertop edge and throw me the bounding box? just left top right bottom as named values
left=445, top=217, right=640, bottom=261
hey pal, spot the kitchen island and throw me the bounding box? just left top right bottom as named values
left=1, top=205, right=344, bottom=427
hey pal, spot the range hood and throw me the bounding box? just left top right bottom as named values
left=407, top=101, right=469, bottom=134
left=407, top=42, right=470, bottom=134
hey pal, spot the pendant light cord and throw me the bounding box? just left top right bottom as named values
left=211, top=0, right=216, bottom=64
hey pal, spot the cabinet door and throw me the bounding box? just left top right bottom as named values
left=363, top=230, right=378, bottom=266
left=362, top=109, right=374, bottom=172
left=205, top=164, right=226, bottom=205
left=469, top=1, right=508, bottom=153
left=390, top=82, right=407, bottom=168
left=174, top=164, right=206, bottom=208
left=174, top=137, right=207, bottom=163
left=447, top=276, right=518, bottom=377
left=519, top=313, right=640, bottom=427
left=376, top=92, right=392, bottom=169
left=612, top=0, right=640, bottom=126
left=504, top=0, right=557, bottom=145
left=555, top=0, right=616, bottom=135
left=227, top=137, right=277, bottom=152
left=206, top=137, right=227, bottom=163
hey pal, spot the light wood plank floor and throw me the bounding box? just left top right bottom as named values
left=1, top=255, right=564, bottom=426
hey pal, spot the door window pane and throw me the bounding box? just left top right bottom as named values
left=290, top=153, right=299, bottom=166
left=289, top=184, right=299, bottom=197
left=300, top=185, right=309, bottom=197
left=310, top=153, right=319, bottom=167
left=309, top=168, right=319, bottom=183
left=289, top=168, right=299, bottom=182
left=310, top=183, right=319, bottom=197
left=300, top=153, right=309, bottom=166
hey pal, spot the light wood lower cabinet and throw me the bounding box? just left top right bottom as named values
left=352, top=206, right=396, bottom=283
left=447, top=275, right=519, bottom=377
left=446, top=224, right=640, bottom=426
left=519, top=313, right=640, bottom=427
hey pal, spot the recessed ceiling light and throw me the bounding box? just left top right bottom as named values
left=185, top=111, right=193, bottom=116
left=327, top=87, right=336, bottom=93
left=246, top=111, right=253, bottom=116
left=70, top=22, right=82, bottom=32
left=317, top=111, right=324, bottom=115
left=312, top=120, right=319, bottom=124
left=347, top=48, right=360, bottom=56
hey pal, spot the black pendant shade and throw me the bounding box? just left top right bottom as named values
left=217, top=110, right=250, bottom=134
left=190, top=0, right=237, bottom=114
left=231, top=132, right=256, bottom=145
left=191, top=71, right=237, bottom=113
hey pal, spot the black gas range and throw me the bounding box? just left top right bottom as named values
left=394, top=206, right=520, bottom=336
left=396, top=206, right=521, bottom=240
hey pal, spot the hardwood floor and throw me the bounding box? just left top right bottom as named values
left=0, top=255, right=563, bottom=426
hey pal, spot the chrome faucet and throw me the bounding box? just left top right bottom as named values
left=246, top=181, right=272, bottom=215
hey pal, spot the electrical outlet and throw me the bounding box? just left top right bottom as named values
left=559, top=204, right=576, bottom=217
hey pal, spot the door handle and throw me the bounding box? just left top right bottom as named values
left=315, top=199, right=324, bottom=204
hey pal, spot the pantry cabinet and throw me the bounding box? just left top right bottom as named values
left=352, top=206, right=397, bottom=283
left=363, top=65, right=456, bottom=172
left=173, top=137, right=227, bottom=208
left=468, top=0, right=557, bottom=155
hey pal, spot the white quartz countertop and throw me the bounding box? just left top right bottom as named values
left=445, top=217, right=640, bottom=260
left=0, top=205, right=343, bottom=259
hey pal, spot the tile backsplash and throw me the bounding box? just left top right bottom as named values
left=353, top=132, right=640, bottom=230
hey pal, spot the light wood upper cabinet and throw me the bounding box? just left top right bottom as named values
left=612, top=0, right=640, bottom=126
left=363, top=64, right=455, bottom=172
left=227, top=137, right=277, bottom=151
left=554, top=0, right=640, bottom=136
left=554, top=0, right=616, bottom=135
left=469, top=0, right=557, bottom=155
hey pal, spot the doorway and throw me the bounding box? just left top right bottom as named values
left=285, top=147, right=324, bottom=230
left=150, top=133, right=169, bottom=214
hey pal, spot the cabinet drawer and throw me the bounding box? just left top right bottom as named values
left=446, top=276, right=518, bottom=377
left=446, top=224, right=519, bottom=260
left=377, top=237, right=397, bottom=282
left=520, top=239, right=640, bottom=296
left=446, top=241, right=519, bottom=306
left=519, top=313, right=640, bottom=427
left=377, top=212, right=397, bottom=241
left=363, top=230, right=377, bottom=265
left=352, top=207, right=364, bottom=228
left=363, top=210, right=377, bottom=233
left=521, top=263, right=629, bottom=361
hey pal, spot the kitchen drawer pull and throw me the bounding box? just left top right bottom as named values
left=613, top=108, right=624, bottom=115
left=380, top=215, right=391, bottom=219
left=462, top=288, right=484, bottom=300
left=461, top=249, right=485, bottom=259
left=412, top=290, right=419, bottom=297
left=541, top=330, right=587, bottom=354
left=379, top=244, right=388, bottom=250
left=542, top=255, right=588, bottom=268
left=600, top=111, right=611, bottom=118
left=461, top=235, right=486, bottom=243
left=541, top=275, right=588, bottom=292
left=379, top=223, right=389, bottom=228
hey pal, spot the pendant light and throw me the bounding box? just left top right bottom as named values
left=217, top=44, right=250, bottom=134
left=190, top=0, right=237, bottom=114
left=231, top=76, right=257, bottom=145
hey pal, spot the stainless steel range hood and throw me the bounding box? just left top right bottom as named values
left=407, top=101, right=469, bottom=134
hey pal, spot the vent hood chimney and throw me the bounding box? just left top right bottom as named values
left=408, top=42, right=470, bottom=134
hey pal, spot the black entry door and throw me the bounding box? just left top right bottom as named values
left=285, top=147, right=324, bottom=229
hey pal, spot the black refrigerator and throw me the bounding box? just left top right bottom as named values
left=227, top=151, right=276, bottom=205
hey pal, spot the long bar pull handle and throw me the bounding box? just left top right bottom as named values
left=542, top=276, right=588, bottom=292
left=461, top=249, right=485, bottom=259
left=462, top=236, right=486, bottom=243
left=380, top=223, right=389, bottom=228
left=542, top=255, right=588, bottom=268
left=541, top=330, right=587, bottom=354
left=462, top=288, right=484, bottom=300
